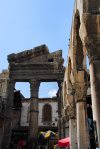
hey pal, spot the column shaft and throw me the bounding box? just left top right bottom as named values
left=69, top=118, right=77, bottom=149
left=77, top=101, right=90, bottom=149
left=90, top=61, right=100, bottom=147
left=28, top=79, right=40, bottom=148
left=57, top=80, right=63, bottom=141
left=2, top=79, right=15, bottom=149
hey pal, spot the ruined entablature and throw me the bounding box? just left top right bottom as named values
left=7, top=44, right=49, bottom=63
left=7, top=44, right=64, bottom=66
left=7, top=45, right=65, bottom=82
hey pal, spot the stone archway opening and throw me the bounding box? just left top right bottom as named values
left=75, top=11, right=84, bottom=70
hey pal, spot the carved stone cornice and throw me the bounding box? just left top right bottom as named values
left=29, top=79, right=40, bottom=91
left=7, top=44, right=49, bottom=63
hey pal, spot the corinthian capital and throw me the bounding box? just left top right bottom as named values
left=29, top=79, right=40, bottom=91
left=84, top=36, right=100, bottom=61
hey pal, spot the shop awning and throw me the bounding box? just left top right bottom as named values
left=39, top=130, right=58, bottom=139
left=58, top=137, right=70, bottom=147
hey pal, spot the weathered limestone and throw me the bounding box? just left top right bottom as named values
left=69, top=118, right=77, bottom=149
left=72, top=70, right=90, bottom=149
left=28, top=79, right=40, bottom=148
left=7, top=44, right=65, bottom=82
left=2, top=79, right=15, bottom=149
left=76, top=100, right=90, bottom=149
left=62, top=1, right=100, bottom=148
left=66, top=94, right=77, bottom=149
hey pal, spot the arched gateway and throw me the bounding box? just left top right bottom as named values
left=1, top=44, right=65, bottom=149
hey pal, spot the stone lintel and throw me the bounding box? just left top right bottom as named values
left=10, top=63, right=58, bottom=70
left=10, top=74, right=64, bottom=82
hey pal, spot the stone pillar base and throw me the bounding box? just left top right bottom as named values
left=27, top=138, right=38, bottom=149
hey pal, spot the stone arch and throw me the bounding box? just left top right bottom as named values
left=74, top=9, right=84, bottom=70
left=42, top=103, right=52, bottom=122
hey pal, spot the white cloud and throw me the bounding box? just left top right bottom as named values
left=48, top=89, right=57, bottom=98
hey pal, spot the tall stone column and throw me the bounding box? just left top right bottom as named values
left=57, top=79, right=63, bottom=140
left=83, top=34, right=100, bottom=147
left=69, top=118, right=77, bottom=149
left=80, top=14, right=100, bottom=146
left=28, top=79, right=40, bottom=148
left=76, top=99, right=90, bottom=149
left=89, top=60, right=100, bottom=146
left=70, top=69, right=90, bottom=149
left=66, top=94, right=77, bottom=149
left=2, top=79, right=15, bottom=149
left=57, top=79, right=63, bottom=118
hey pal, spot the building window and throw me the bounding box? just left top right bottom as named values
left=43, top=104, right=52, bottom=122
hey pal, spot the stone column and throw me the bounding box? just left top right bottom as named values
left=57, top=79, right=63, bottom=118
left=70, top=69, right=90, bottom=149
left=83, top=34, right=100, bottom=146
left=80, top=14, right=100, bottom=146
left=28, top=79, right=40, bottom=148
left=89, top=60, right=100, bottom=146
left=65, top=93, right=77, bottom=149
left=69, top=117, right=77, bottom=149
left=2, top=79, right=15, bottom=149
left=57, top=79, right=63, bottom=141
left=76, top=99, right=90, bottom=149
left=58, top=118, right=61, bottom=140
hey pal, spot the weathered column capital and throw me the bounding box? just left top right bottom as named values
left=84, top=36, right=100, bottom=64
left=57, top=79, right=63, bottom=88
left=72, top=82, right=87, bottom=103
left=29, top=79, right=40, bottom=91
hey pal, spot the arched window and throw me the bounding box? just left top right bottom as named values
left=43, top=104, right=52, bottom=122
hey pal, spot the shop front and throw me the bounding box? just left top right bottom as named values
left=9, top=130, right=28, bottom=149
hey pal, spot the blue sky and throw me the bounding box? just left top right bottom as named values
left=0, top=0, right=76, bottom=98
